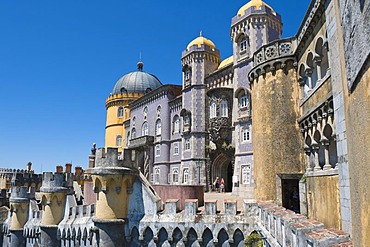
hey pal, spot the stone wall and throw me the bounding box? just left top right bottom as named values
left=306, top=175, right=341, bottom=229
left=251, top=63, right=304, bottom=201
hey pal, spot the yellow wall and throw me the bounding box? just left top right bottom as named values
left=306, top=175, right=341, bottom=229
left=41, top=192, right=65, bottom=226
left=93, top=174, right=135, bottom=219
left=344, top=59, right=370, bottom=246
left=10, top=202, right=29, bottom=229
left=252, top=63, right=304, bottom=201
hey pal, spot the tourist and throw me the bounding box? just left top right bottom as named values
left=220, top=178, right=225, bottom=193
left=213, top=177, right=220, bottom=192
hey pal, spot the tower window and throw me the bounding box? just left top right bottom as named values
left=155, top=144, right=161, bottom=157
left=117, top=107, right=124, bottom=118
left=132, top=117, right=136, bottom=127
left=174, top=142, right=179, bottom=155
left=155, top=168, right=160, bottom=184
left=239, top=95, right=248, bottom=108
left=242, top=126, right=251, bottom=142
left=116, top=135, right=122, bottom=147
left=240, top=37, right=247, bottom=52
left=183, top=168, right=189, bottom=184
left=157, top=105, right=161, bottom=116
left=172, top=168, right=179, bottom=183
left=185, top=138, right=190, bottom=151
left=184, top=115, right=190, bottom=125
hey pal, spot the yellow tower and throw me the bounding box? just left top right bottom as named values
left=91, top=147, right=138, bottom=245
left=39, top=171, right=72, bottom=247
left=105, top=62, right=162, bottom=154
left=8, top=186, right=34, bottom=246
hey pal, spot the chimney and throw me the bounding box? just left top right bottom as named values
left=56, top=166, right=63, bottom=173
left=65, top=163, right=72, bottom=174
left=75, top=166, right=82, bottom=176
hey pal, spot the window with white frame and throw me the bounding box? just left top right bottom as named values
left=239, top=37, right=247, bottom=53
left=173, top=115, right=180, bottom=133
left=155, top=119, right=162, bottom=136
left=220, top=100, right=228, bottom=117
left=241, top=164, right=251, bottom=184
left=155, top=144, right=161, bottom=157
left=185, top=69, right=191, bottom=81
left=131, top=128, right=136, bottom=139
left=183, top=168, right=189, bottom=184
left=142, top=122, right=149, bottom=136
left=184, top=138, right=190, bottom=151
left=116, top=135, right=122, bottom=147
left=117, top=107, right=124, bottom=118
left=174, top=142, right=179, bottom=155
left=155, top=167, right=160, bottom=184
left=242, top=126, right=251, bottom=142
left=239, top=95, right=248, bottom=108
left=172, top=168, right=179, bottom=183
left=184, top=114, right=190, bottom=125
left=210, top=101, right=217, bottom=118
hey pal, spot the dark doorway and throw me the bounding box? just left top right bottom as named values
left=282, top=179, right=300, bottom=213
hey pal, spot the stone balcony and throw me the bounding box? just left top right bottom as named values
left=127, top=135, right=154, bottom=149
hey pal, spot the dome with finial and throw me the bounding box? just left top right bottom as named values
left=237, top=0, right=276, bottom=17
left=112, top=62, right=162, bottom=94
left=187, top=31, right=216, bottom=50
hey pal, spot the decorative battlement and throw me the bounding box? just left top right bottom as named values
left=40, top=172, right=73, bottom=193
left=248, top=37, right=297, bottom=82
left=9, top=186, right=35, bottom=203
left=231, top=5, right=281, bottom=26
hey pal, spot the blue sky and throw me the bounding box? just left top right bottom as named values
left=0, top=0, right=311, bottom=173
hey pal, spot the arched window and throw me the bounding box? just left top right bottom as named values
left=143, top=106, right=148, bottom=119
left=132, top=117, right=136, bottom=127
left=116, top=135, right=122, bottom=147
left=117, top=107, right=124, bottom=118
left=241, top=165, right=251, bottom=184
left=184, top=114, right=190, bottom=125
left=173, top=142, right=179, bottom=155
left=172, top=168, right=179, bottom=183
left=183, top=168, right=189, bottom=184
left=155, top=119, right=162, bottom=136
left=155, top=168, right=160, bottom=184
left=220, top=100, right=228, bottom=117
left=131, top=128, right=136, bottom=139
left=210, top=101, right=217, bottom=118
left=242, top=125, right=252, bottom=142
left=155, top=144, right=161, bottom=157
left=173, top=115, right=180, bottom=133
left=142, top=122, right=149, bottom=136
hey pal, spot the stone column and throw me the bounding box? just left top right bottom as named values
left=304, top=145, right=312, bottom=172
left=314, top=56, right=322, bottom=80
left=305, top=68, right=313, bottom=89
left=321, top=137, right=331, bottom=170
left=312, top=144, right=321, bottom=171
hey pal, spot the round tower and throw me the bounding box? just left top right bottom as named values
left=105, top=62, right=162, bottom=154
left=8, top=186, right=34, bottom=246
left=39, top=171, right=72, bottom=247
left=248, top=38, right=304, bottom=201
left=91, top=147, right=138, bottom=246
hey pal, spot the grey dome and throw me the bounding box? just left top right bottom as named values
left=112, top=63, right=162, bottom=94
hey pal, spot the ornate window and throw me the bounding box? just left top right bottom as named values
left=132, top=117, right=136, bottom=127
left=155, top=144, right=161, bottom=157
left=117, top=107, right=124, bottom=118
left=184, top=138, right=190, bottom=151
left=174, top=142, right=179, bottom=155
left=185, top=70, right=191, bottom=81
left=183, top=168, right=189, bottom=184
left=172, top=168, right=179, bottom=183
left=173, top=115, right=180, bottom=133
left=210, top=101, right=217, bottom=118
left=155, top=119, right=162, bottom=136
left=131, top=128, right=136, bottom=139
left=142, top=122, right=149, bottom=136
left=116, top=135, right=122, bottom=147
left=241, top=164, right=251, bottom=184
left=220, top=100, right=228, bottom=117
left=156, top=105, right=161, bottom=116
left=184, top=114, right=190, bottom=125
left=143, top=106, right=148, bottom=119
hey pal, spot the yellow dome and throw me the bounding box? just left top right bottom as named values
left=187, top=33, right=216, bottom=50
left=237, top=0, right=276, bottom=17
left=218, top=56, right=233, bottom=69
